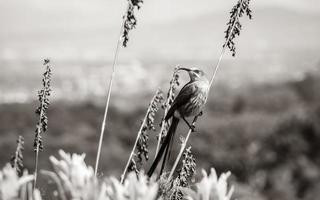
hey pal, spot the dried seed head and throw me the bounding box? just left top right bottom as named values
left=171, top=146, right=196, bottom=200
left=224, top=0, right=252, bottom=56
left=10, top=135, right=24, bottom=176
left=158, top=67, right=180, bottom=142
left=128, top=158, right=139, bottom=175
left=122, top=0, right=144, bottom=47
left=34, top=59, right=52, bottom=152
left=176, top=146, right=196, bottom=187
left=136, top=89, right=164, bottom=163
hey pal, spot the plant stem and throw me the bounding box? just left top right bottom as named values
left=12, top=137, right=21, bottom=172
left=168, top=0, right=244, bottom=180
left=94, top=5, right=129, bottom=177
left=120, top=91, right=160, bottom=184
left=155, top=67, right=179, bottom=157
left=34, top=80, right=48, bottom=189
left=33, top=149, right=39, bottom=189
left=155, top=92, right=173, bottom=157
left=209, top=0, right=243, bottom=88
left=168, top=116, right=198, bottom=180
left=155, top=117, right=167, bottom=158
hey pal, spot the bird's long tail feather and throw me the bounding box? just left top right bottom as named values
left=159, top=127, right=175, bottom=175
left=147, top=117, right=179, bottom=177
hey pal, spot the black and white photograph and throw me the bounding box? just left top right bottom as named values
left=0, top=0, right=320, bottom=200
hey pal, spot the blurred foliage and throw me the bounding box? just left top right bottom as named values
left=0, top=164, right=35, bottom=200
left=1, top=73, right=320, bottom=200
left=0, top=151, right=233, bottom=200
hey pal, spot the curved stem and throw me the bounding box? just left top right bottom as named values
left=155, top=67, right=179, bottom=157
left=33, top=70, right=49, bottom=189
left=168, top=0, right=244, bottom=181
left=168, top=116, right=198, bottom=180
left=120, top=91, right=160, bottom=183
left=94, top=5, right=129, bottom=177
left=209, top=0, right=243, bottom=88
left=155, top=92, right=172, bottom=156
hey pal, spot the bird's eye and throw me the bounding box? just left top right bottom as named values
left=194, top=70, right=199, bottom=73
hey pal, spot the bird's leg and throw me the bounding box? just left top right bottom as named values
left=182, top=117, right=195, bottom=132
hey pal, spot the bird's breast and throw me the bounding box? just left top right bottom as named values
left=178, top=80, right=209, bottom=117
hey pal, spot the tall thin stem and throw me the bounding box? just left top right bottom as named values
left=155, top=116, right=167, bottom=157
left=33, top=61, right=51, bottom=189
left=33, top=149, right=39, bottom=189
left=169, top=0, right=244, bottom=180
left=155, top=92, right=172, bottom=156
left=94, top=5, right=129, bottom=177
left=120, top=91, right=160, bottom=183
left=209, top=0, right=243, bottom=88
left=168, top=116, right=198, bottom=180
left=155, top=68, right=179, bottom=157
left=34, top=86, right=48, bottom=189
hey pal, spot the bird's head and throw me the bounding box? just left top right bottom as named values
left=178, top=67, right=206, bottom=81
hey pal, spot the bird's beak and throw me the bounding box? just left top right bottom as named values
left=178, top=67, right=191, bottom=72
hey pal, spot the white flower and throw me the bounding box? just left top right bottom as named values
left=182, top=168, right=234, bottom=200
left=0, top=164, right=33, bottom=200
left=48, top=150, right=96, bottom=199
left=104, top=171, right=158, bottom=200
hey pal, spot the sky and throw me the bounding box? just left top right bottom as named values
left=0, top=0, right=319, bottom=103
left=0, top=0, right=319, bottom=61
left=1, top=0, right=319, bottom=25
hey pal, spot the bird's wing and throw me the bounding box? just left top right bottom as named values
left=165, top=82, right=196, bottom=120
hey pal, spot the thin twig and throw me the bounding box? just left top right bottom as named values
left=155, top=85, right=174, bottom=155
left=156, top=110, right=169, bottom=157
left=168, top=0, right=245, bottom=181
left=168, top=116, right=198, bottom=180
left=155, top=67, right=180, bottom=157
left=209, top=0, right=244, bottom=88
left=120, top=90, right=161, bottom=183
left=34, top=150, right=40, bottom=189
left=94, top=5, right=129, bottom=177
left=34, top=62, right=51, bottom=189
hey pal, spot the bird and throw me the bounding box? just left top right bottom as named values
left=147, top=67, right=210, bottom=177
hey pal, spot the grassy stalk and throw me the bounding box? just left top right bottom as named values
left=155, top=117, right=167, bottom=157
left=168, top=116, right=198, bottom=180
left=34, top=77, right=49, bottom=189
left=94, top=5, right=129, bottom=177
left=209, top=0, right=244, bottom=88
left=168, top=0, right=245, bottom=181
left=33, top=149, right=40, bottom=189
left=155, top=67, right=180, bottom=157
left=155, top=90, right=173, bottom=156
left=120, top=90, right=161, bottom=183
left=33, top=60, right=52, bottom=190
left=11, top=135, right=24, bottom=176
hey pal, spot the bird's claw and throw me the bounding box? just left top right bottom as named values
left=190, top=124, right=196, bottom=132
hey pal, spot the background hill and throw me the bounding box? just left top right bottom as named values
left=0, top=5, right=319, bottom=104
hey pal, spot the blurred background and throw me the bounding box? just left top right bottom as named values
left=1, top=0, right=320, bottom=199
